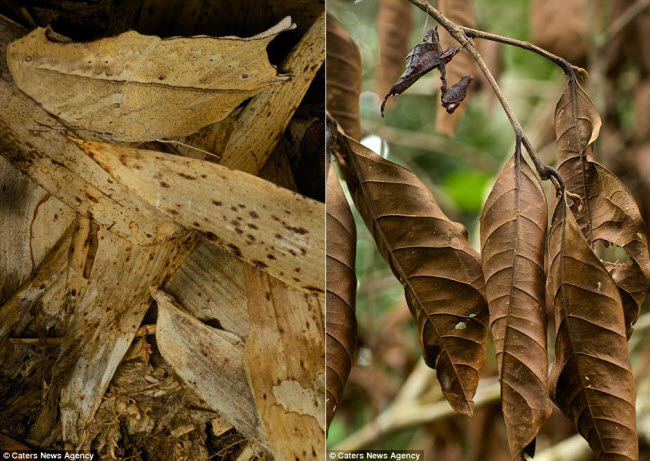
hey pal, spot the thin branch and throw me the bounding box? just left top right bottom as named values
left=403, top=0, right=574, bottom=191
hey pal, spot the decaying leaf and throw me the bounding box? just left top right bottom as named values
left=555, top=81, right=650, bottom=336
left=325, top=166, right=357, bottom=430
left=75, top=139, right=325, bottom=298
left=547, top=195, right=637, bottom=460
left=480, top=149, right=550, bottom=459
left=435, top=0, right=477, bottom=135
left=381, top=27, right=461, bottom=116
left=326, top=14, right=362, bottom=140
left=7, top=17, right=295, bottom=141
left=151, top=288, right=264, bottom=447
left=334, top=130, right=488, bottom=415
left=376, top=0, right=413, bottom=112
left=243, top=265, right=325, bottom=460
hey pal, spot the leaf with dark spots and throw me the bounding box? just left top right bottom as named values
left=333, top=130, right=488, bottom=415
left=547, top=195, right=637, bottom=460
left=479, top=148, right=550, bottom=459
left=325, top=166, right=357, bottom=431
left=441, top=75, right=474, bottom=114
left=555, top=81, right=650, bottom=336
left=380, top=27, right=461, bottom=116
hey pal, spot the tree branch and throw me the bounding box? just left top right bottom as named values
left=403, top=0, right=577, bottom=191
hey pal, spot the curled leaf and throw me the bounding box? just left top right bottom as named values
left=441, top=75, right=474, bottom=114
left=7, top=18, right=295, bottom=141
left=547, top=196, right=637, bottom=460
left=326, top=14, right=362, bottom=140
left=325, top=166, right=357, bottom=430
left=555, top=81, right=650, bottom=336
left=380, top=28, right=461, bottom=116
left=480, top=150, right=550, bottom=459
left=334, top=131, right=488, bottom=415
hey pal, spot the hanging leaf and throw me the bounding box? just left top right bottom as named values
left=441, top=75, right=474, bottom=114
left=381, top=27, right=461, bottom=116
left=7, top=18, right=295, bottom=141
left=479, top=150, right=551, bottom=459
left=547, top=195, right=637, bottom=460
left=334, top=131, right=488, bottom=415
left=435, top=0, right=477, bottom=135
left=325, top=166, right=357, bottom=430
left=326, top=14, right=362, bottom=140
left=555, top=81, right=650, bottom=336
left=376, top=0, right=413, bottom=111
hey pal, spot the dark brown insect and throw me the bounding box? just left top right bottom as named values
left=441, top=75, right=474, bottom=113
left=380, top=27, right=461, bottom=116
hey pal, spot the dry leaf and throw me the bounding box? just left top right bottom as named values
left=480, top=151, right=550, bottom=459
left=435, top=0, right=476, bottom=136
left=547, top=195, right=637, bottom=460
left=151, top=288, right=264, bottom=446
left=75, top=139, right=325, bottom=298
left=243, top=265, right=325, bottom=460
left=555, top=81, right=650, bottom=336
left=326, top=14, right=362, bottom=140
left=334, top=131, right=488, bottom=415
left=7, top=18, right=295, bottom=141
left=376, top=0, right=413, bottom=112
left=325, top=166, right=357, bottom=430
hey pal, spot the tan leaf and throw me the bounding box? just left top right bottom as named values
left=480, top=152, right=551, bottom=458
left=435, top=0, right=476, bottom=136
left=334, top=131, right=488, bottom=415
left=243, top=265, right=325, bottom=460
left=531, top=0, right=587, bottom=65
left=555, top=81, right=650, bottom=336
left=75, top=139, right=325, bottom=298
left=151, top=288, right=264, bottom=446
left=547, top=196, right=637, bottom=460
left=7, top=18, right=295, bottom=142
left=376, top=0, right=413, bottom=112
left=326, top=14, right=362, bottom=140
left=325, top=166, right=357, bottom=430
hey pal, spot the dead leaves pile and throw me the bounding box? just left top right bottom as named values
left=327, top=14, right=649, bottom=461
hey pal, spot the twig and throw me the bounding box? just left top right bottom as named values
left=333, top=378, right=500, bottom=450
left=403, top=0, right=573, bottom=192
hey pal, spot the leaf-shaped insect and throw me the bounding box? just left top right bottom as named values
left=325, top=166, right=357, bottom=431
left=380, top=27, right=461, bottom=116
left=441, top=75, right=474, bottom=114
left=326, top=14, right=362, bottom=140
left=548, top=194, right=637, bottom=461
left=480, top=145, right=551, bottom=459
left=334, top=130, right=488, bottom=415
left=555, top=80, right=650, bottom=337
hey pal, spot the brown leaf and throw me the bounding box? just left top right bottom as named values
left=151, top=288, right=264, bottom=445
left=326, top=14, right=362, bottom=140
left=325, top=166, right=357, bottom=430
left=555, top=81, right=650, bottom=336
left=76, top=139, right=325, bottom=298
left=7, top=18, right=295, bottom=141
left=547, top=195, right=637, bottom=460
left=435, top=0, right=476, bottom=136
left=381, top=27, right=461, bottom=116
left=479, top=151, right=551, bottom=459
left=334, top=131, right=488, bottom=415
left=376, top=0, right=413, bottom=111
